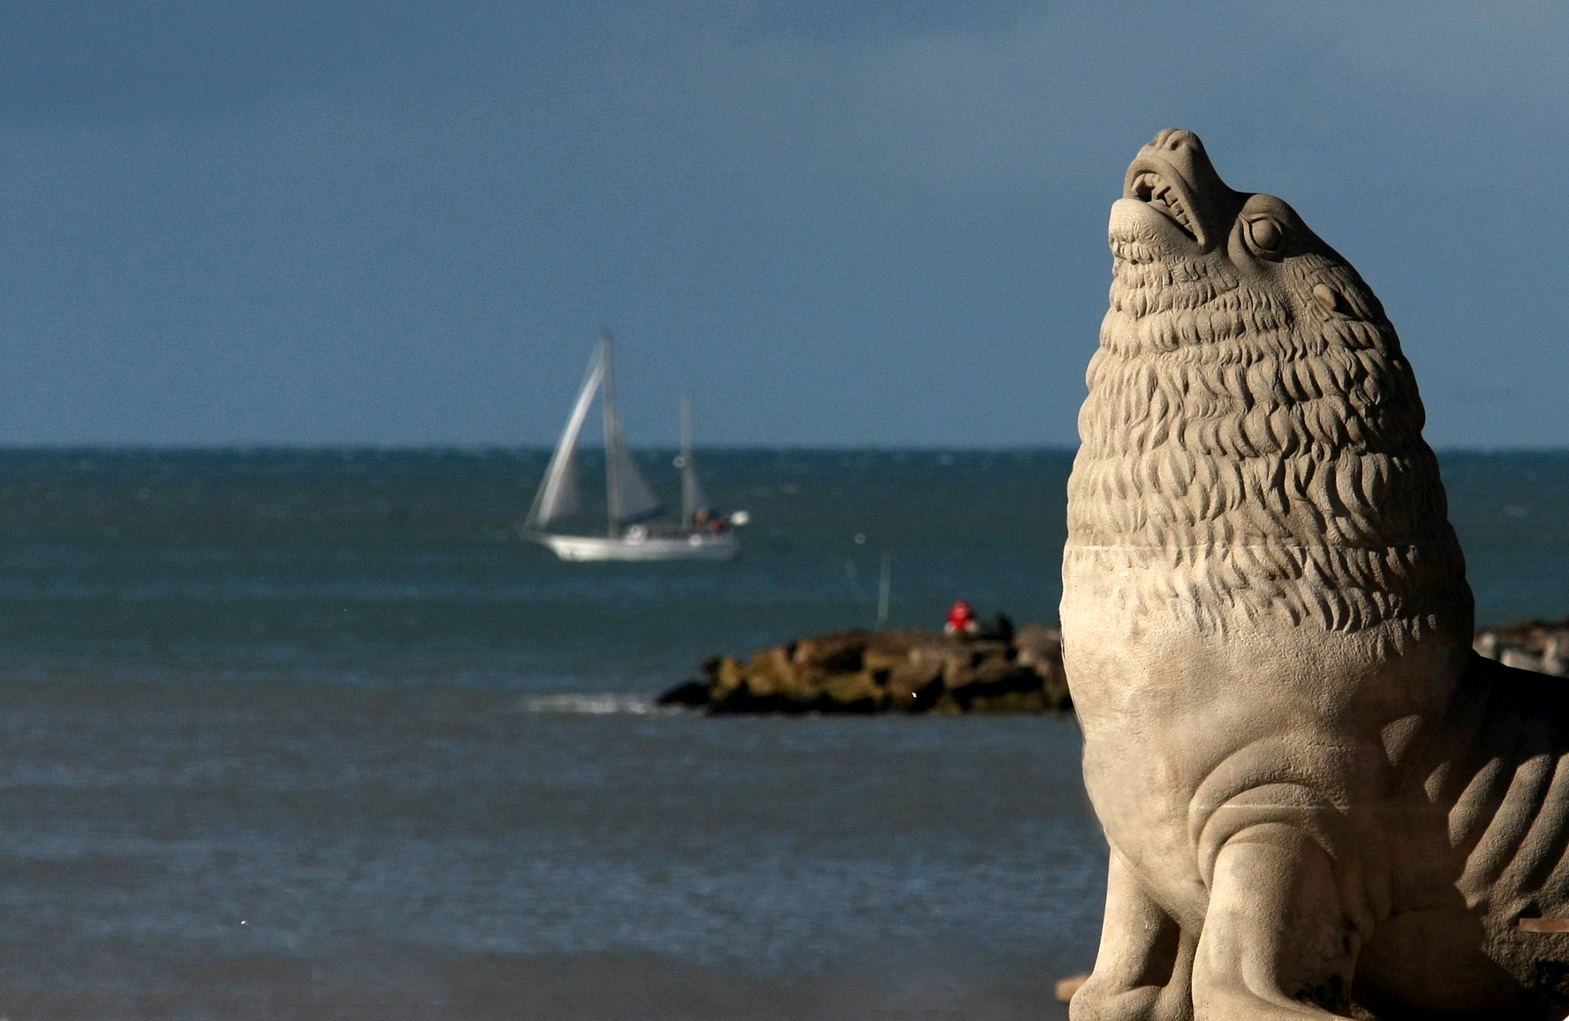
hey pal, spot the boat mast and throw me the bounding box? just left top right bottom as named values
left=600, top=332, right=619, bottom=539
left=598, top=334, right=665, bottom=536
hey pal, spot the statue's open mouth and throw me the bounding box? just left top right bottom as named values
left=1122, top=151, right=1207, bottom=248
left=1128, top=168, right=1197, bottom=241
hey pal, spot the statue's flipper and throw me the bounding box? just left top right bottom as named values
left=1193, top=824, right=1361, bottom=1019
left=1071, top=851, right=1196, bottom=1021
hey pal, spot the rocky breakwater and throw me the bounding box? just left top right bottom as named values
left=655, top=617, right=1569, bottom=716
left=659, top=625, right=1071, bottom=714
left=1474, top=615, right=1569, bottom=676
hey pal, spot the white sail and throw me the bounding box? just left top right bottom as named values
left=526, top=344, right=606, bottom=529
left=683, top=464, right=713, bottom=525
left=600, top=336, right=664, bottom=530
left=679, top=393, right=713, bottom=526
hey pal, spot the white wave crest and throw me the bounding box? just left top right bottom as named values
left=515, top=693, right=665, bottom=715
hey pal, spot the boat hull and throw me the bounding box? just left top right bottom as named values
left=533, top=530, right=739, bottom=562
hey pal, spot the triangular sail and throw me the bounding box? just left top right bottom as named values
left=601, top=336, right=664, bottom=530
left=526, top=345, right=606, bottom=529
left=680, top=393, right=713, bottom=526
left=683, top=464, right=713, bottom=526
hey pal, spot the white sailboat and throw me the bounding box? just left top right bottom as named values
left=522, top=334, right=742, bottom=562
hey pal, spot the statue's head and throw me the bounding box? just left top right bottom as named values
left=1068, top=130, right=1472, bottom=643
left=1117, top=129, right=1327, bottom=260
left=1106, top=128, right=1387, bottom=362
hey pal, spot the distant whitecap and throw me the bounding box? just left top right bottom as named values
left=514, top=693, right=663, bottom=715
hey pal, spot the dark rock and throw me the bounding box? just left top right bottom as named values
left=863, top=629, right=963, bottom=671
left=655, top=680, right=711, bottom=708
left=792, top=631, right=869, bottom=673
left=1015, top=625, right=1072, bottom=710
left=816, top=670, right=885, bottom=713
left=885, top=659, right=945, bottom=712
left=945, top=660, right=1049, bottom=712
left=974, top=612, right=1016, bottom=642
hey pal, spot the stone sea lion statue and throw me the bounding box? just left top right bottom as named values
left=1061, top=129, right=1569, bottom=1020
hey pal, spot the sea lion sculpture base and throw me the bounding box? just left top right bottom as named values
left=1062, top=130, right=1569, bottom=1020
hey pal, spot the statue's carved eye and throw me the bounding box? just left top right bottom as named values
left=1244, top=215, right=1285, bottom=257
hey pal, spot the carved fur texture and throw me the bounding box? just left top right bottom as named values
left=1062, top=130, right=1569, bottom=1021
left=1070, top=162, right=1469, bottom=644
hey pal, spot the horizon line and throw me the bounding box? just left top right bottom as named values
left=0, top=442, right=1561, bottom=456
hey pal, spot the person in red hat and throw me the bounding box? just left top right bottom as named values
left=944, top=599, right=978, bottom=636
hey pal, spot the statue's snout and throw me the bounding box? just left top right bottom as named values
left=1123, top=128, right=1243, bottom=252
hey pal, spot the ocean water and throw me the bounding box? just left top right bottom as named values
left=0, top=448, right=1564, bottom=1019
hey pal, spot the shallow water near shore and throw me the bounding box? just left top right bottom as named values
left=0, top=682, right=1098, bottom=1019
left=0, top=447, right=1562, bottom=1018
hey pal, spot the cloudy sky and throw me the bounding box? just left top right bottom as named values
left=0, top=1, right=1564, bottom=447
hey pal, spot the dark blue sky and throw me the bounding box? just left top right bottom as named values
left=0, top=2, right=1564, bottom=447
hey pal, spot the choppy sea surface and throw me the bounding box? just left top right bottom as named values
left=0, top=447, right=1565, bottom=1019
